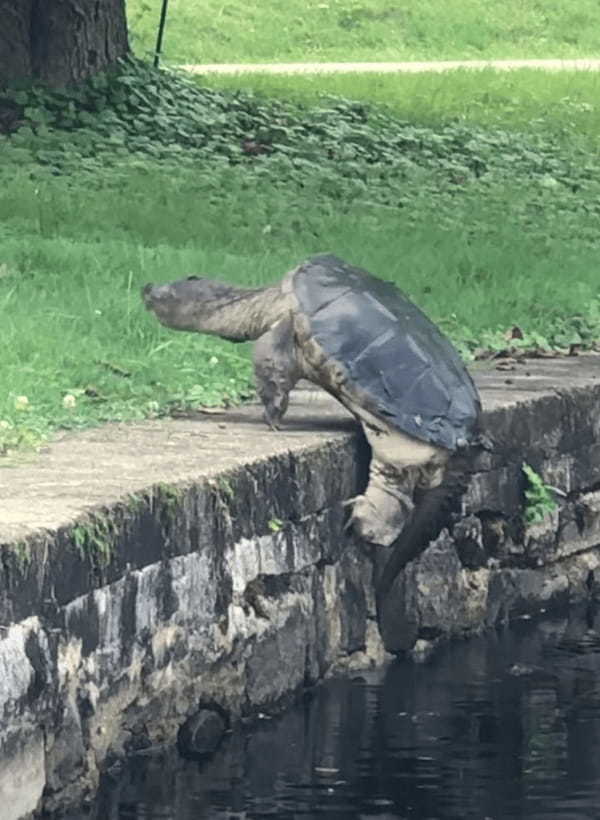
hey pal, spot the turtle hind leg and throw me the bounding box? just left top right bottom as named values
left=253, top=313, right=301, bottom=430
left=348, top=424, right=445, bottom=547
left=349, top=462, right=416, bottom=547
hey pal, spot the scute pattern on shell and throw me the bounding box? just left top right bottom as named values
left=292, top=254, right=481, bottom=451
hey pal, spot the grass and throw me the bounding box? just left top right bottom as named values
left=2, top=59, right=600, bottom=453
left=127, top=0, right=600, bottom=64
left=198, top=68, right=600, bottom=143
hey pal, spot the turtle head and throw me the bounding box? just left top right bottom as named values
left=142, top=276, right=252, bottom=334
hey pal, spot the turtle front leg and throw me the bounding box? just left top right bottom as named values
left=253, top=314, right=301, bottom=430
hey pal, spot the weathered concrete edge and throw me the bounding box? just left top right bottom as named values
left=2, top=357, right=599, bottom=546
left=0, top=432, right=367, bottom=625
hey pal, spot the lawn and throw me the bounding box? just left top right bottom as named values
left=127, top=0, right=600, bottom=64
left=198, top=68, right=600, bottom=142
left=2, top=59, right=600, bottom=454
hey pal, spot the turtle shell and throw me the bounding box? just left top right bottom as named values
left=292, top=254, right=481, bottom=451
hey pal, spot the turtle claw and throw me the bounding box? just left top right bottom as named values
left=343, top=515, right=355, bottom=533
left=342, top=496, right=362, bottom=535
left=341, top=496, right=359, bottom=508
left=472, top=432, right=494, bottom=451
left=263, top=409, right=282, bottom=431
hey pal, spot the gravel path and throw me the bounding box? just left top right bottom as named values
left=180, top=58, right=600, bottom=75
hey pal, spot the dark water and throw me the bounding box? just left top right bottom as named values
left=70, top=607, right=600, bottom=820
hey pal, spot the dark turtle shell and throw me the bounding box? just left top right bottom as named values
left=292, top=254, right=481, bottom=451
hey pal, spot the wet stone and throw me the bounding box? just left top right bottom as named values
left=177, top=709, right=227, bottom=759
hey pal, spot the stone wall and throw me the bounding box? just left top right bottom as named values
left=2, top=356, right=600, bottom=818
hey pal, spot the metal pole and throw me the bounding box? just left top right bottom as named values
left=154, top=0, right=170, bottom=68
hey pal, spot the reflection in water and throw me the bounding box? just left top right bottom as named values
left=67, top=606, right=600, bottom=820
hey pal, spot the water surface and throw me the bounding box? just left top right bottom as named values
left=70, top=607, right=600, bottom=820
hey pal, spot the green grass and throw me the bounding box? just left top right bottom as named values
left=2, top=59, right=600, bottom=453
left=198, top=68, right=600, bottom=143
left=127, top=0, right=600, bottom=64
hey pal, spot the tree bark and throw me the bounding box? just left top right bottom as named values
left=0, top=0, right=129, bottom=89
left=0, top=1, right=34, bottom=83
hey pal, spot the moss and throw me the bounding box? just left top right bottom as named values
left=154, top=482, right=184, bottom=522
left=72, top=512, right=116, bottom=567
left=10, top=539, right=32, bottom=573
left=217, top=477, right=234, bottom=500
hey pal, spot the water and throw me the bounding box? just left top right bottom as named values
left=69, top=607, right=600, bottom=820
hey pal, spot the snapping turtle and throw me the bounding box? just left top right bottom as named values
left=142, top=254, right=481, bottom=596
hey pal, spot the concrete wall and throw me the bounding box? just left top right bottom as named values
left=2, top=356, right=600, bottom=818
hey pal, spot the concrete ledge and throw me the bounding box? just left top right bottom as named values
left=2, top=355, right=600, bottom=818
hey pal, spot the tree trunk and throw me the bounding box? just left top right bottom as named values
left=0, top=0, right=129, bottom=89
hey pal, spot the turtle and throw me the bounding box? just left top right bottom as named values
left=142, top=254, right=482, bottom=623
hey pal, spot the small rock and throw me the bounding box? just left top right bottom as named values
left=508, top=663, right=535, bottom=677
left=177, top=708, right=227, bottom=758
left=106, top=759, right=124, bottom=778
left=410, top=638, right=436, bottom=662
left=453, top=515, right=486, bottom=569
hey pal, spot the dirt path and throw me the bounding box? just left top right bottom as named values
left=180, top=58, right=600, bottom=75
